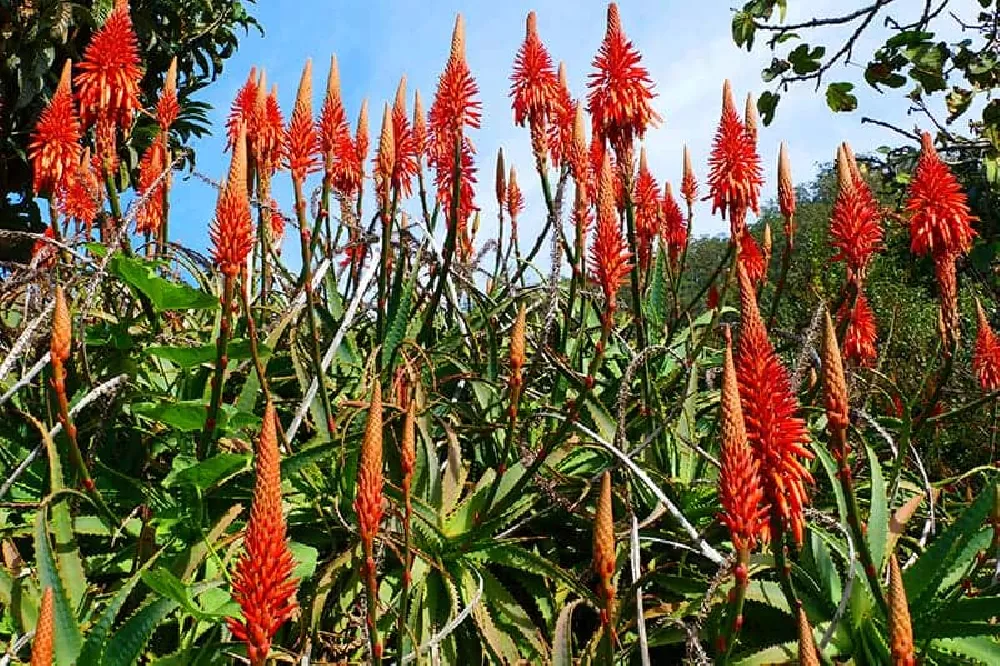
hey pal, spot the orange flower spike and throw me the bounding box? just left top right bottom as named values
left=209, top=123, right=254, bottom=276
left=822, top=310, right=850, bottom=460
left=391, top=76, right=418, bottom=197
left=744, top=93, right=759, bottom=146
left=227, top=403, right=299, bottom=666
left=718, top=327, right=767, bottom=553
left=375, top=102, right=395, bottom=212
left=60, top=148, right=101, bottom=232
left=401, top=397, right=417, bottom=493
left=797, top=607, right=821, bottom=666
left=356, top=377, right=385, bottom=550
left=681, top=144, right=698, bottom=210
left=974, top=299, right=1000, bottom=391
left=51, top=285, right=72, bottom=365
left=507, top=165, right=524, bottom=221
left=633, top=146, right=661, bottom=272
left=286, top=60, right=320, bottom=184
left=708, top=80, right=763, bottom=226
left=591, top=152, right=631, bottom=312
left=549, top=62, right=575, bottom=167
left=226, top=68, right=258, bottom=153
left=319, top=55, right=356, bottom=194
left=887, top=555, right=917, bottom=666
left=661, top=181, right=687, bottom=263
left=510, top=11, right=560, bottom=128
left=568, top=102, right=590, bottom=192
left=29, top=60, right=81, bottom=195
left=738, top=231, right=767, bottom=285
left=906, top=131, right=977, bottom=260
left=830, top=144, right=882, bottom=279
left=157, top=57, right=180, bottom=131
left=412, top=89, right=426, bottom=159
left=838, top=292, right=878, bottom=367
left=510, top=303, right=527, bottom=386
left=268, top=199, right=285, bottom=251
left=74, top=0, right=143, bottom=128
left=355, top=99, right=370, bottom=180
left=31, top=587, right=55, bottom=666
left=135, top=135, right=168, bottom=235
left=593, top=471, right=616, bottom=629
left=777, top=142, right=795, bottom=222
left=935, top=255, right=960, bottom=348
left=495, top=148, right=506, bottom=207
left=587, top=2, right=660, bottom=160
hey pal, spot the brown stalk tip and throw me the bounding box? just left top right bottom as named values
left=638, top=145, right=649, bottom=174
left=326, top=54, right=341, bottom=100
left=558, top=61, right=568, bottom=88
left=511, top=302, right=527, bottom=371
left=164, top=56, right=178, bottom=97
left=57, top=59, right=73, bottom=92
left=378, top=102, right=395, bottom=172
left=722, top=79, right=736, bottom=115
left=51, top=285, right=72, bottom=363
left=295, top=59, right=313, bottom=116
left=836, top=144, right=854, bottom=193
left=607, top=2, right=622, bottom=34
left=888, top=554, right=917, bottom=666
left=744, top=92, right=758, bottom=140
left=394, top=75, right=408, bottom=114
left=526, top=10, right=538, bottom=38
left=495, top=148, right=506, bottom=206
left=593, top=471, right=615, bottom=593
left=797, top=607, right=821, bottom=666
left=31, top=587, right=54, bottom=666
left=450, top=14, right=466, bottom=62
left=573, top=102, right=587, bottom=148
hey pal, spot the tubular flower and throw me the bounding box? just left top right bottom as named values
left=31, top=587, right=54, bottom=666
left=592, top=471, right=616, bottom=632
left=29, top=61, right=81, bottom=195
left=838, top=292, right=878, bottom=367
left=286, top=60, right=320, bottom=183
left=507, top=165, right=525, bottom=220
left=74, top=0, right=143, bottom=128
left=822, top=309, right=851, bottom=460
left=31, top=225, right=58, bottom=270
left=268, top=199, right=286, bottom=252
left=318, top=56, right=357, bottom=195
left=510, top=11, right=560, bottom=128
left=661, top=182, right=687, bottom=263
left=719, top=328, right=767, bottom=553
left=777, top=142, right=795, bottom=221
left=548, top=62, right=575, bottom=168
left=744, top=92, right=758, bottom=146
left=829, top=145, right=882, bottom=280
left=736, top=266, right=813, bottom=544
left=797, top=608, right=821, bottom=666
left=974, top=299, right=1000, bottom=391
left=94, top=114, right=119, bottom=176
left=568, top=102, right=590, bottom=194
left=707, top=80, right=763, bottom=227
left=906, top=131, right=976, bottom=260
left=888, top=555, right=916, bottom=666
left=586, top=3, right=659, bottom=161
left=738, top=231, right=766, bottom=286
left=255, top=80, right=286, bottom=179
left=226, top=68, right=258, bottom=153
left=355, top=378, right=385, bottom=549
left=374, top=102, right=395, bottom=212
left=391, top=76, right=419, bottom=197
left=633, top=147, right=661, bottom=272
left=591, top=153, right=631, bottom=312
left=209, top=124, right=254, bottom=276
left=59, top=148, right=101, bottom=232
left=227, top=403, right=299, bottom=666
left=681, top=144, right=698, bottom=210
left=157, top=57, right=180, bottom=131
left=412, top=89, right=427, bottom=160
left=134, top=134, right=168, bottom=235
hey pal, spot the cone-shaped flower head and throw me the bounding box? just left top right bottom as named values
left=75, top=0, right=143, bottom=128
left=209, top=123, right=254, bottom=276
left=412, top=89, right=427, bottom=159
left=510, top=11, right=560, bottom=128
left=797, top=607, right=820, bottom=666
left=318, top=56, right=357, bottom=196
left=401, top=397, right=417, bottom=491
left=719, top=327, right=767, bottom=552
left=549, top=62, right=576, bottom=167
left=355, top=98, right=370, bottom=171
left=821, top=309, right=851, bottom=461
left=708, top=80, right=763, bottom=225
left=268, top=198, right=285, bottom=251
left=568, top=102, right=591, bottom=193
left=591, top=152, right=631, bottom=312
left=587, top=3, right=659, bottom=160
left=251, top=76, right=286, bottom=179
left=736, top=265, right=813, bottom=544
left=157, top=57, right=180, bottom=131
left=227, top=403, right=299, bottom=666
left=661, top=181, right=687, bottom=263
left=29, top=61, right=81, bottom=195
left=744, top=92, right=758, bottom=145
left=507, top=165, right=525, bottom=220
left=495, top=148, right=506, bottom=206
left=59, top=148, right=101, bottom=231
left=633, top=147, right=661, bottom=271
left=888, top=555, right=916, bottom=666
left=389, top=76, right=418, bottom=197
left=134, top=133, right=168, bottom=235
left=906, top=131, right=976, bottom=260
left=935, top=255, right=960, bottom=348
left=355, top=377, right=385, bottom=547
left=778, top=142, right=795, bottom=221
left=838, top=291, right=878, bottom=367
left=31, top=587, right=54, bottom=666
left=51, top=286, right=72, bottom=364
left=830, top=144, right=882, bottom=279
left=286, top=60, right=320, bottom=183
left=739, top=231, right=767, bottom=286
left=226, top=68, right=258, bottom=153
left=974, top=299, right=1000, bottom=392
left=375, top=102, right=395, bottom=212
left=681, top=144, right=698, bottom=210
left=593, top=471, right=616, bottom=620
left=511, top=303, right=527, bottom=384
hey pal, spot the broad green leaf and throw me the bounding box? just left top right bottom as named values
left=163, top=453, right=250, bottom=491
left=34, top=508, right=83, bottom=665
left=109, top=253, right=218, bottom=311
left=552, top=600, right=584, bottom=666
left=383, top=247, right=421, bottom=367
left=289, top=541, right=318, bottom=580
left=826, top=81, right=858, bottom=112
left=930, top=637, right=1000, bottom=664
left=865, top=443, right=889, bottom=572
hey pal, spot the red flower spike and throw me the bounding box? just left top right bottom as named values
left=736, top=265, right=813, bottom=544
left=633, top=147, right=661, bottom=272
left=94, top=114, right=119, bottom=177
left=719, top=327, right=767, bottom=553
left=568, top=102, right=590, bottom=194
left=906, top=131, right=977, bottom=260
left=707, top=80, right=763, bottom=225
left=778, top=142, right=795, bottom=221
left=587, top=3, right=660, bottom=159
left=549, top=62, right=575, bottom=168
left=75, top=0, right=143, bottom=128
left=209, top=123, right=254, bottom=276
left=838, top=292, right=878, bottom=367
left=510, top=11, right=560, bottom=128
left=258, top=83, right=287, bottom=179
left=355, top=378, right=385, bottom=547
left=738, top=231, right=766, bottom=286
left=29, top=60, right=81, bottom=196
left=391, top=76, right=419, bottom=197
left=157, top=57, right=180, bottom=132
left=507, top=165, right=525, bottom=220
left=355, top=99, right=370, bottom=186
left=268, top=199, right=285, bottom=252
left=318, top=55, right=357, bottom=195
left=590, top=152, right=631, bottom=311
left=374, top=102, right=395, bottom=212
left=661, top=181, right=686, bottom=263
left=135, top=133, right=168, bottom=235
left=829, top=145, right=882, bottom=280
left=226, top=68, right=258, bottom=153
left=681, top=144, right=698, bottom=210
left=59, top=148, right=101, bottom=233
left=974, top=299, right=1000, bottom=392
left=227, top=403, right=299, bottom=666
left=31, top=587, right=54, bottom=666
left=286, top=60, right=321, bottom=183
left=412, top=89, right=427, bottom=160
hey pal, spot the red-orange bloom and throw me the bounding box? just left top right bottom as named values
left=736, top=266, right=813, bottom=544
left=661, top=181, right=686, bottom=263
left=681, top=145, right=697, bottom=210
left=707, top=80, right=762, bottom=226
left=719, top=328, right=767, bottom=552
left=286, top=61, right=321, bottom=183
left=209, top=125, right=254, bottom=276
left=32, top=225, right=58, bottom=270
left=586, top=3, right=659, bottom=159
left=94, top=114, right=119, bottom=177
left=29, top=61, right=81, bottom=195
left=255, top=80, right=286, bottom=178
left=74, top=0, right=143, bottom=128
left=838, top=292, right=878, bottom=367
left=548, top=63, right=575, bottom=168
left=268, top=199, right=286, bottom=251
left=355, top=378, right=385, bottom=547
left=135, top=134, right=168, bottom=235
left=739, top=231, right=766, bottom=285
left=507, top=165, right=525, bottom=220
left=227, top=403, right=298, bottom=666
left=157, top=57, right=180, bottom=132
left=510, top=12, right=561, bottom=128
left=633, top=148, right=660, bottom=272
left=374, top=103, right=395, bottom=212
left=974, top=299, right=1000, bottom=392
left=777, top=142, right=795, bottom=221
left=591, top=153, right=631, bottom=311
left=829, top=159, right=882, bottom=278
left=391, top=76, right=419, bottom=197
left=318, top=57, right=358, bottom=196
left=412, top=90, right=427, bottom=160
left=59, top=148, right=101, bottom=232
left=906, top=132, right=976, bottom=260
left=226, top=68, right=258, bottom=153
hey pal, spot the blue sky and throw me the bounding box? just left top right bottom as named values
left=167, top=0, right=959, bottom=261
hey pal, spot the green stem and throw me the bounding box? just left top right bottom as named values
left=376, top=188, right=399, bottom=355
left=199, top=273, right=234, bottom=459
left=622, top=190, right=652, bottom=403
left=363, top=539, right=382, bottom=665
left=397, top=482, right=413, bottom=662
left=719, top=547, right=750, bottom=664
left=767, top=222, right=794, bottom=329
left=840, top=451, right=890, bottom=616
left=238, top=268, right=272, bottom=407
left=419, top=135, right=462, bottom=346
left=770, top=515, right=799, bottom=612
